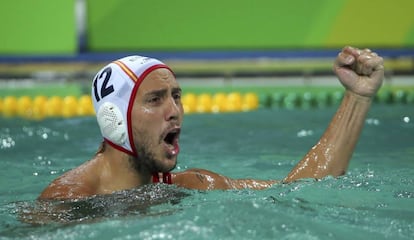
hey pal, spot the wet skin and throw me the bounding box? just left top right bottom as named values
left=39, top=46, right=384, bottom=199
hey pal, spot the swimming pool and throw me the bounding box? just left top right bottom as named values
left=0, top=104, right=413, bottom=239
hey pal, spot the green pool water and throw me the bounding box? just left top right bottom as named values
left=0, top=104, right=413, bottom=239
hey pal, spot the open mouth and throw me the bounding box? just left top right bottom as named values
left=164, top=129, right=180, bottom=145
left=163, top=128, right=180, bottom=156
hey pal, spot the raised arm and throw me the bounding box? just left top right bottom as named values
left=284, top=46, right=384, bottom=182
left=172, top=46, right=384, bottom=190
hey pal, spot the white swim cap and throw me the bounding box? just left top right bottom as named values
left=91, top=56, right=173, bottom=156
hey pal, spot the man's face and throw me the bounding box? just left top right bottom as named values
left=130, top=68, right=183, bottom=173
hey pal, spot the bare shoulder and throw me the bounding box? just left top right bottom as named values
left=172, top=168, right=232, bottom=190
left=172, top=168, right=219, bottom=181
left=38, top=158, right=101, bottom=200
left=172, top=168, right=278, bottom=190
left=172, top=169, right=213, bottom=189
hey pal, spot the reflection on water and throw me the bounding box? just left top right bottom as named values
left=1, top=184, right=189, bottom=238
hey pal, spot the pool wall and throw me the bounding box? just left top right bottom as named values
left=1, top=0, right=414, bottom=57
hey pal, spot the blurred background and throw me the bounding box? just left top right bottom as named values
left=0, top=0, right=413, bottom=117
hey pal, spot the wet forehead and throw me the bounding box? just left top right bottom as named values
left=139, top=68, right=178, bottom=92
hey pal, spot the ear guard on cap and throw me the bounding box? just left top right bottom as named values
left=97, top=102, right=127, bottom=145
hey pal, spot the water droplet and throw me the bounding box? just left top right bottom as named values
left=403, top=116, right=410, bottom=123
left=297, top=129, right=313, bottom=137
left=366, top=118, right=380, bottom=125
left=1, top=137, right=15, bottom=149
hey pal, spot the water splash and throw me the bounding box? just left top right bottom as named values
left=8, top=184, right=190, bottom=227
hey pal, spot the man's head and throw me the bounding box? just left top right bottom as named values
left=130, top=68, right=183, bottom=172
left=92, top=56, right=183, bottom=172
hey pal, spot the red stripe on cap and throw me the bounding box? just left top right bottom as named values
left=112, top=59, right=173, bottom=156
left=104, top=138, right=134, bottom=156
left=126, top=64, right=173, bottom=156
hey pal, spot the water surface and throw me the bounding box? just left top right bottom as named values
left=0, top=105, right=413, bottom=239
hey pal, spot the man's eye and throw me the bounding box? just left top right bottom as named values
left=149, top=97, right=161, bottom=103
left=173, top=93, right=181, bottom=100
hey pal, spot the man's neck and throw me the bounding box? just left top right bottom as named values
left=96, top=144, right=152, bottom=194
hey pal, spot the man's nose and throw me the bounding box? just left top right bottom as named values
left=164, top=97, right=180, bottom=121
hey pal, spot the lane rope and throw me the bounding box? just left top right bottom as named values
left=0, top=90, right=412, bottom=119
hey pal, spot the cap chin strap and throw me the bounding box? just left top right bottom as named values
left=152, top=172, right=172, bottom=184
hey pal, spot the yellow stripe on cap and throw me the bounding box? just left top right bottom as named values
left=114, top=60, right=139, bottom=82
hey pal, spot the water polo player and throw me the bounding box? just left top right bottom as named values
left=39, top=46, right=384, bottom=199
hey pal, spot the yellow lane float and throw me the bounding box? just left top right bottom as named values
left=0, top=92, right=260, bottom=119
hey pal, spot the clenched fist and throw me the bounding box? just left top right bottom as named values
left=334, top=46, right=384, bottom=98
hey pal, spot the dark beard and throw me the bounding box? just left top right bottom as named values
left=129, top=141, right=176, bottom=174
